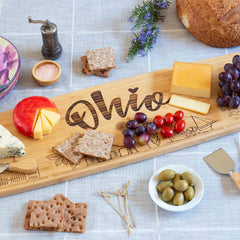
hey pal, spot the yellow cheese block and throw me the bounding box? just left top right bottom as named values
left=170, top=62, right=212, bottom=98
left=33, top=116, right=43, bottom=139
left=40, top=112, right=52, bottom=135
left=41, top=109, right=60, bottom=128
left=169, top=94, right=211, bottom=115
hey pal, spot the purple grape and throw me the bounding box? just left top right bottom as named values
left=236, top=62, right=240, bottom=72
left=230, top=80, right=240, bottom=92
left=146, top=122, right=157, bottom=134
left=229, top=96, right=240, bottom=109
left=232, top=55, right=240, bottom=66
left=126, top=120, right=138, bottom=130
left=224, top=63, right=233, bottom=72
left=135, top=125, right=146, bottom=136
left=222, top=85, right=232, bottom=96
left=134, top=112, right=147, bottom=123
left=217, top=95, right=229, bottom=106
left=219, top=81, right=224, bottom=88
left=123, top=129, right=134, bottom=137
left=139, top=133, right=150, bottom=145
left=222, top=72, right=232, bottom=83
left=229, top=66, right=239, bottom=79
left=124, top=136, right=136, bottom=148
left=218, top=72, right=225, bottom=81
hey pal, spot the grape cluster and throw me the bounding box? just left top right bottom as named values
left=123, top=112, right=156, bottom=148
left=217, top=55, right=240, bottom=109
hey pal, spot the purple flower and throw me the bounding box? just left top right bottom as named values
left=0, top=44, right=18, bottom=85
left=144, top=12, right=151, bottom=19
left=127, top=17, right=134, bottom=23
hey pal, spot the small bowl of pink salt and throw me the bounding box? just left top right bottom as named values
left=32, top=60, right=61, bottom=86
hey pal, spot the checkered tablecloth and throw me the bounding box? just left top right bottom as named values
left=0, top=1, right=240, bottom=239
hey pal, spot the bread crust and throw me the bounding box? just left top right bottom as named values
left=176, top=0, right=240, bottom=47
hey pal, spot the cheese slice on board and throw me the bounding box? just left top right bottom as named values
left=41, top=109, right=60, bottom=128
left=40, top=112, right=52, bottom=135
left=33, top=116, right=43, bottom=140
left=0, top=124, right=25, bottom=158
left=170, top=62, right=212, bottom=98
left=169, top=94, right=211, bottom=115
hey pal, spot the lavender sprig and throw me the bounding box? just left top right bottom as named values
left=127, top=0, right=171, bottom=61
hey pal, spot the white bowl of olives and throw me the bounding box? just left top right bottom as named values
left=149, top=164, right=204, bottom=212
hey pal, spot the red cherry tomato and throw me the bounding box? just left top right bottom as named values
left=160, top=126, right=174, bottom=138
left=153, top=115, right=165, bottom=128
left=174, top=119, right=186, bottom=133
left=164, top=113, right=174, bottom=126
left=174, top=110, right=184, bottom=121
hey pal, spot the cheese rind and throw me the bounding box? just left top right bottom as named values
left=0, top=124, right=25, bottom=158
left=170, top=62, right=212, bottom=98
left=169, top=94, right=211, bottom=115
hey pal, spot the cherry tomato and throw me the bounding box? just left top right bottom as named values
left=160, top=126, right=174, bottom=138
left=153, top=115, right=165, bottom=128
left=174, top=119, right=186, bottom=133
left=164, top=113, right=174, bottom=126
left=174, top=110, right=184, bottom=121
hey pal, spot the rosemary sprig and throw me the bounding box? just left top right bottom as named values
left=127, top=0, right=171, bottom=61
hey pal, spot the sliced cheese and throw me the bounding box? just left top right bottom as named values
left=0, top=124, right=25, bottom=158
left=169, top=94, right=211, bottom=115
left=41, top=109, right=60, bottom=128
left=33, top=116, right=43, bottom=139
left=170, top=62, right=212, bottom=98
left=40, top=112, right=52, bottom=135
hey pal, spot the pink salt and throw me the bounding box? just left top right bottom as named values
left=35, top=63, right=59, bottom=81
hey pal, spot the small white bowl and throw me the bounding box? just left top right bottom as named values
left=149, top=164, right=204, bottom=212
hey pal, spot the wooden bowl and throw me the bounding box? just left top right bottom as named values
left=32, top=60, right=61, bottom=86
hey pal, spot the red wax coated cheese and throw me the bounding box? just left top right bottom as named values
left=13, top=96, right=58, bottom=137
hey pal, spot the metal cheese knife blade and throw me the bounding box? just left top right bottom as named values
left=0, top=159, right=37, bottom=174
left=204, top=148, right=240, bottom=191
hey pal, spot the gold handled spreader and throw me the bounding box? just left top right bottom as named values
left=0, top=159, right=37, bottom=174
left=204, top=148, right=240, bottom=191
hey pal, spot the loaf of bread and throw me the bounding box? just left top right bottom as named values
left=176, top=0, right=240, bottom=48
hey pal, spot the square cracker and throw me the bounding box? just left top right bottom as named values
left=86, top=47, right=116, bottom=71
left=74, top=129, right=114, bottom=160
left=81, top=56, right=111, bottom=78
left=24, top=200, right=40, bottom=230
left=29, top=199, right=65, bottom=232
left=51, top=194, right=88, bottom=233
left=54, top=133, right=83, bottom=164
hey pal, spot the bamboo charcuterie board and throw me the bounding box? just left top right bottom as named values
left=0, top=53, right=239, bottom=197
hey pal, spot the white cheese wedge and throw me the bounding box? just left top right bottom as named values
left=33, top=116, right=43, bottom=140
left=40, top=112, right=52, bottom=135
left=169, top=94, right=211, bottom=115
left=0, top=124, right=25, bottom=158
left=41, top=109, right=60, bottom=128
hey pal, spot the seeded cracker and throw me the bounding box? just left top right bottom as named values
left=54, top=133, right=83, bottom=164
left=86, top=47, right=116, bottom=71
left=51, top=194, right=88, bottom=233
left=74, top=129, right=114, bottom=160
left=29, top=199, right=65, bottom=231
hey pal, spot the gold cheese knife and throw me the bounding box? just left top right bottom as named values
left=204, top=148, right=240, bottom=191
left=0, top=159, right=37, bottom=174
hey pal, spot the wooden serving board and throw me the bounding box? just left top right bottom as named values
left=0, top=53, right=239, bottom=197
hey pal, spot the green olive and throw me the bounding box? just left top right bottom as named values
left=181, top=172, right=196, bottom=186
left=173, top=192, right=184, bottom=206
left=173, top=180, right=189, bottom=192
left=157, top=181, right=173, bottom=193
left=162, top=187, right=174, bottom=202
left=184, top=186, right=195, bottom=201
left=158, top=169, right=175, bottom=181
left=172, top=173, right=182, bottom=184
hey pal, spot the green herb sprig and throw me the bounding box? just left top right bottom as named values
left=127, top=0, right=171, bottom=61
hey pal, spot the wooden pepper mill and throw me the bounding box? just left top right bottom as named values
left=28, top=16, right=62, bottom=60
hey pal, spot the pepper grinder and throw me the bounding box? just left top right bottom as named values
left=28, top=16, right=62, bottom=60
